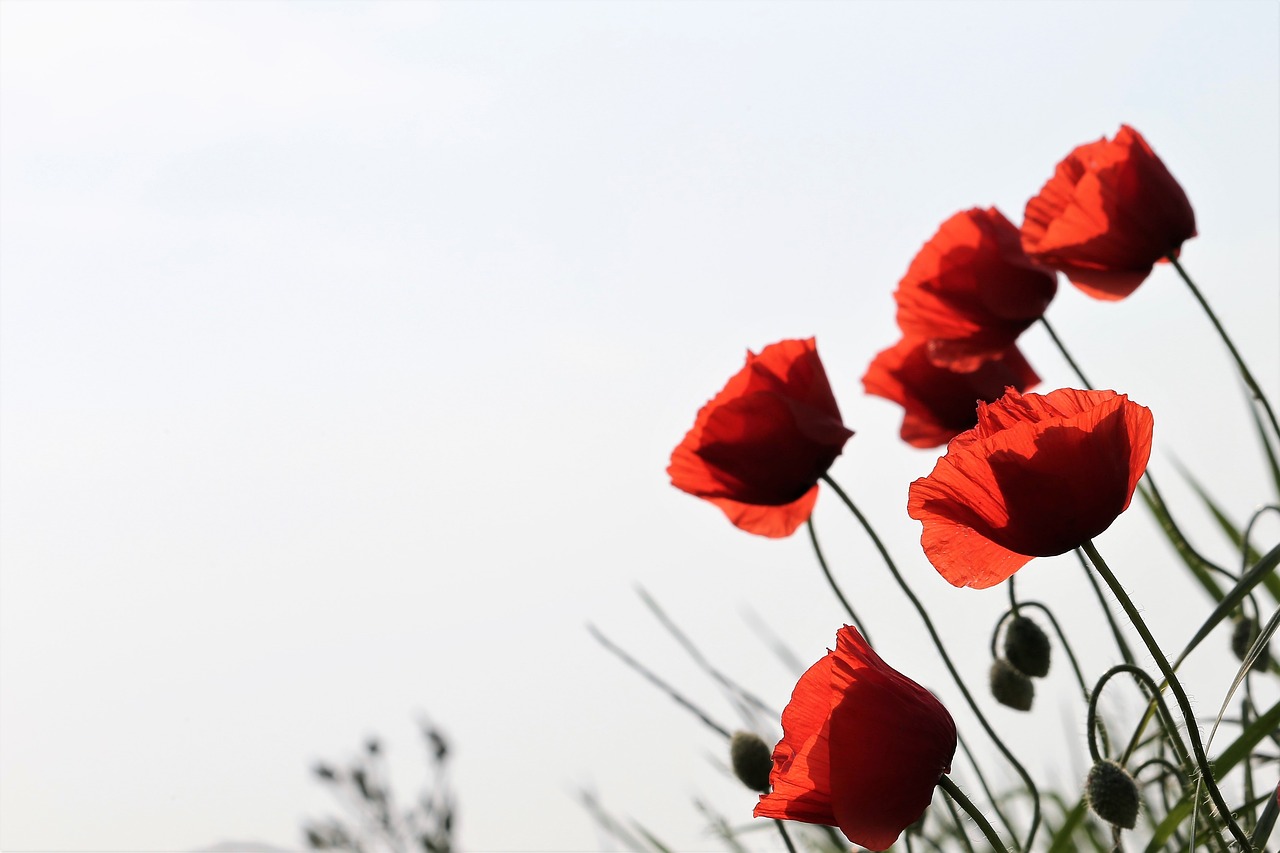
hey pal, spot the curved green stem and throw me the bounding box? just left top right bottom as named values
left=956, top=731, right=1016, bottom=847
left=1081, top=541, right=1251, bottom=850
left=822, top=473, right=1039, bottom=852
left=806, top=519, right=871, bottom=644
left=940, top=789, right=978, bottom=853
left=938, top=776, right=1011, bottom=853
left=1169, top=255, right=1280, bottom=444
left=1087, top=664, right=1190, bottom=771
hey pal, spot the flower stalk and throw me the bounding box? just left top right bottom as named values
left=1081, top=540, right=1251, bottom=849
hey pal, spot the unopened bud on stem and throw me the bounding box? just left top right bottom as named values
left=1086, top=759, right=1139, bottom=830
left=989, top=659, right=1034, bottom=711
left=729, top=731, right=774, bottom=794
left=1004, top=615, right=1051, bottom=678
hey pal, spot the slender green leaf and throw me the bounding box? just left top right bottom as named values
left=1175, top=543, right=1280, bottom=667
left=1146, top=698, right=1280, bottom=851
left=1252, top=787, right=1278, bottom=852
left=1173, top=462, right=1280, bottom=604
left=1046, top=798, right=1090, bottom=853
left=631, top=821, right=675, bottom=853
left=1138, top=485, right=1225, bottom=601
left=1216, top=696, right=1280, bottom=771
left=1248, top=387, right=1280, bottom=502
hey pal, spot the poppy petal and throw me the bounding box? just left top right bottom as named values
left=896, top=208, right=1057, bottom=372
left=909, top=388, right=1153, bottom=587
left=669, top=339, right=852, bottom=537
left=863, top=339, right=1040, bottom=449
left=756, top=627, right=956, bottom=851
left=1022, top=126, right=1195, bottom=299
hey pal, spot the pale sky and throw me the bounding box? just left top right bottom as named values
left=2, top=2, right=1277, bottom=851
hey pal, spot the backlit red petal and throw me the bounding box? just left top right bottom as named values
left=754, top=650, right=838, bottom=825
left=1022, top=126, right=1195, bottom=300
left=863, top=339, right=1039, bottom=449
left=910, top=387, right=1153, bottom=586
left=668, top=338, right=851, bottom=536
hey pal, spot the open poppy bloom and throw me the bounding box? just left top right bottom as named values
left=1021, top=125, right=1196, bottom=301
left=668, top=338, right=853, bottom=538
left=862, top=337, right=1040, bottom=449
left=754, top=625, right=956, bottom=851
left=908, top=388, right=1153, bottom=588
left=896, top=207, right=1057, bottom=372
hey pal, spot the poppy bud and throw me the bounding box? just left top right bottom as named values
left=989, top=659, right=1034, bottom=711
left=1086, top=760, right=1139, bottom=830
left=730, top=731, right=774, bottom=794
left=1231, top=616, right=1272, bottom=671
left=1003, top=615, right=1051, bottom=678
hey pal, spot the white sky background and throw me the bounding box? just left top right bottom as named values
left=2, top=1, right=1278, bottom=851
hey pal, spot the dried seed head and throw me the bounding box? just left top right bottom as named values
left=989, top=659, right=1034, bottom=711
left=1003, top=615, right=1051, bottom=678
left=1086, top=759, right=1139, bottom=830
left=729, top=731, right=774, bottom=794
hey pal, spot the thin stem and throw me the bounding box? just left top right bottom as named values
left=956, top=731, right=1016, bottom=847
left=940, top=785, right=978, bottom=853
left=938, top=776, right=1011, bottom=853
left=1076, top=549, right=1136, bottom=667
left=1039, top=314, right=1235, bottom=588
left=1081, top=541, right=1251, bottom=850
left=587, top=624, right=731, bottom=740
left=806, top=519, right=872, bottom=644
left=822, top=473, right=1039, bottom=852
left=1039, top=315, right=1095, bottom=388
left=1088, top=664, right=1190, bottom=771
left=773, top=819, right=797, bottom=853
left=636, top=587, right=778, bottom=721
left=1169, top=255, right=1280, bottom=443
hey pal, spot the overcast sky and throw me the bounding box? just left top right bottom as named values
left=2, top=2, right=1278, bottom=851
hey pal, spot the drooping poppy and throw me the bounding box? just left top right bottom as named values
left=907, top=387, right=1153, bottom=589
left=754, top=625, right=956, bottom=851
left=1021, top=125, right=1196, bottom=301
left=862, top=337, right=1040, bottom=449
left=668, top=338, right=853, bottom=538
left=895, top=207, right=1057, bottom=372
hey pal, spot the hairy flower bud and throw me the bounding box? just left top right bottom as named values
left=989, top=659, right=1034, bottom=711
left=1231, top=616, right=1272, bottom=671
left=1086, top=760, right=1139, bottom=829
left=730, top=731, right=774, bottom=794
left=1003, top=615, right=1051, bottom=678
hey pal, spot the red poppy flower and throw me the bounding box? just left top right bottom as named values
left=908, top=388, right=1153, bottom=589
left=862, top=337, right=1040, bottom=449
left=754, top=625, right=956, bottom=851
left=668, top=338, right=853, bottom=538
left=1021, top=125, right=1196, bottom=301
left=896, top=208, right=1057, bottom=372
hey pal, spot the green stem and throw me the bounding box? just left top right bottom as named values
left=806, top=519, right=872, bottom=644
left=1039, top=315, right=1095, bottom=388
left=1169, top=255, right=1280, bottom=444
left=773, top=819, right=797, bottom=853
left=1076, top=549, right=1137, bottom=667
left=1041, top=313, right=1233, bottom=587
left=587, top=625, right=731, bottom=739
left=1081, top=541, right=1251, bottom=850
left=956, top=731, right=1016, bottom=847
left=938, top=776, right=1011, bottom=853
left=940, top=785, right=978, bottom=853
left=1087, top=665, right=1190, bottom=771
left=822, top=473, right=1039, bottom=852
